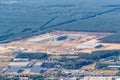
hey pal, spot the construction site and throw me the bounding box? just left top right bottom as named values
left=0, top=31, right=119, bottom=55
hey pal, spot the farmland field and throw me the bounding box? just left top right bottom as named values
left=0, top=0, right=120, bottom=43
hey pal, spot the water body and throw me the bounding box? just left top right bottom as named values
left=0, top=0, right=120, bottom=43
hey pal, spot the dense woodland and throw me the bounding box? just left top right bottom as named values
left=99, top=33, right=120, bottom=43
left=16, top=52, right=49, bottom=60
left=0, top=0, right=120, bottom=43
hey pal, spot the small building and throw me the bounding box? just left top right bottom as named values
left=107, top=65, right=120, bottom=70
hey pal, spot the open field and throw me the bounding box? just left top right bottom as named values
left=94, top=70, right=119, bottom=76
left=0, top=31, right=119, bottom=55
left=0, top=62, right=9, bottom=69
left=82, top=63, right=96, bottom=70
left=0, top=56, right=13, bottom=69
left=0, top=56, right=13, bottom=61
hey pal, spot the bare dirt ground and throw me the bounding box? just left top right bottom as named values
left=82, top=63, right=96, bottom=70
left=0, top=62, right=9, bottom=68
left=0, top=56, right=13, bottom=69
left=94, top=70, right=119, bottom=75
left=0, top=31, right=119, bottom=55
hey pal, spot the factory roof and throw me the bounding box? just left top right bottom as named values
left=6, top=67, right=23, bottom=73
left=108, top=65, right=120, bottom=68
left=30, top=66, right=45, bottom=74
left=13, top=58, right=29, bottom=62
left=8, top=62, right=29, bottom=67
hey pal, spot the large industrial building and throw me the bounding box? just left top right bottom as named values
left=6, top=67, right=23, bottom=74
left=30, top=66, right=45, bottom=74
left=107, top=65, right=120, bottom=70
left=5, top=58, right=30, bottom=74
left=30, top=62, right=45, bottom=74
left=8, top=62, right=29, bottom=67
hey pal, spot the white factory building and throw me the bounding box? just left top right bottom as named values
left=8, top=62, right=29, bottom=67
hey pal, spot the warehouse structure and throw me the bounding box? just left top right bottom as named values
left=30, top=66, right=45, bottom=74
left=6, top=60, right=30, bottom=74
left=8, top=62, right=29, bottom=67
left=107, top=65, right=120, bottom=70
left=30, top=62, right=45, bottom=74
left=6, top=67, right=23, bottom=74
left=13, top=58, right=29, bottom=62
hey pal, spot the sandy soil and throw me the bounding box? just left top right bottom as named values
left=82, top=63, right=96, bottom=70
left=0, top=62, right=9, bottom=68
left=94, top=70, right=119, bottom=75
left=0, top=31, right=119, bottom=55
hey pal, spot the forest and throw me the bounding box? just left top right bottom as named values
left=0, top=0, right=120, bottom=43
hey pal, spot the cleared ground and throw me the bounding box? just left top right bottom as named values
left=0, top=56, right=13, bottom=69
left=82, top=63, right=96, bottom=70
left=0, top=31, right=119, bottom=55
left=94, top=70, right=119, bottom=75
